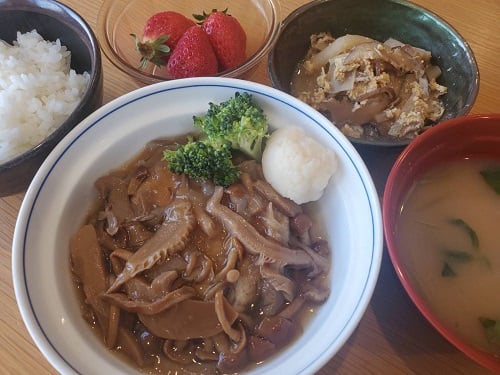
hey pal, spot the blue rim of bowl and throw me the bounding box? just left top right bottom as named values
left=12, top=77, right=382, bottom=374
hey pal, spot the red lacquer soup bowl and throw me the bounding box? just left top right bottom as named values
left=383, top=114, right=500, bottom=373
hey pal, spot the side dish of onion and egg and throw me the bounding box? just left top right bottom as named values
left=69, top=93, right=338, bottom=374
left=291, top=33, right=448, bottom=142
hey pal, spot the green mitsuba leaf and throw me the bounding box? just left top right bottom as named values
left=448, top=218, right=479, bottom=249
left=441, top=262, right=456, bottom=277
left=479, top=317, right=500, bottom=346
left=480, top=168, right=500, bottom=195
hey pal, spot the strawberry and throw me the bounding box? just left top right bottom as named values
left=196, top=10, right=247, bottom=71
left=131, top=11, right=195, bottom=70
left=166, top=26, right=218, bottom=79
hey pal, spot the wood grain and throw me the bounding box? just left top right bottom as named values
left=1, top=1, right=499, bottom=374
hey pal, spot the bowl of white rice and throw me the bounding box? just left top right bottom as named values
left=0, top=0, right=103, bottom=196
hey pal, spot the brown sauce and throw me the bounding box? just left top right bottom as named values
left=70, top=136, right=331, bottom=374
left=290, top=33, right=447, bottom=142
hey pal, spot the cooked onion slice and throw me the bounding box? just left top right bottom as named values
left=309, top=34, right=374, bottom=70
left=329, top=69, right=355, bottom=94
left=426, top=64, right=442, bottom=81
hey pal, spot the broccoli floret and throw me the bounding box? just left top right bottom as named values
left=162, top=92, right=269, bottom=187
left=163, top=140, right=240, bottom=187
left=193, top=92, right=269, bottom=160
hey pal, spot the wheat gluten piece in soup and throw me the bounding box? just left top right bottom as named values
left=395, top=158, right=500, bottom=356
left=70, top=100, right=334, bottom=373
left=291, top=33, right=447, bottom=142
left=0, top=30, right=90, bottom=164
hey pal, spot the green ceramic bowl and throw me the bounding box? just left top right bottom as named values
left=268, top=0, right=479, bottom=147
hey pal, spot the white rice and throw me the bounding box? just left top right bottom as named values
left=0, top=30, right=90, bottom=164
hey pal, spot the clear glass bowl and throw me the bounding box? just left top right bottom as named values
left=97, top=0, right=280, bottom=84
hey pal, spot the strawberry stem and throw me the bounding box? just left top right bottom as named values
left=130, top=33, right=171, bottom=70
left=192, top=8, right=229, bottom=24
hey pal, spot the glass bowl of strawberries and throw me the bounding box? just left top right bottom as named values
left=98, top=0, right=281, bottom=84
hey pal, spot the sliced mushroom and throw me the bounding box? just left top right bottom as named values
left=103, top=285, right=195, bottom=315
left=70, top=225, right=110, bottom=334
left=138, top=297, right=237, bottom=340
left=107, top=197, right=195, bottom=293
left=253, top=179, right=302, bottom=217
left=206, top=186, right=314, bottom=272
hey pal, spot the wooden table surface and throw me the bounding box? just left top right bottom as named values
left=1, top=0, right=499, bottom=374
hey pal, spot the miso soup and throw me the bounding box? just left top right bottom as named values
left=396, top=158, right=500, bottom=356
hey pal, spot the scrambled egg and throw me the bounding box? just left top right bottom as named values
left=292, top=33, right=447, bottom=141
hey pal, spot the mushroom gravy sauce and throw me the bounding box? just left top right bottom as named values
left=70, top=137, right=331, bottom=374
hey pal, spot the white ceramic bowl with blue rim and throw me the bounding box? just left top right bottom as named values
left=12, top=77, right=383, bottom=374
